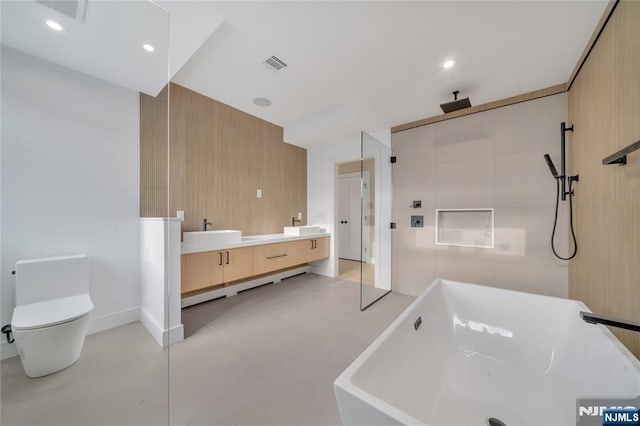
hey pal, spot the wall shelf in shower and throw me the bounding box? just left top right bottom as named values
left=602, top=139, right=640, bottom=165
left=435, top=208, right=494, bottom=249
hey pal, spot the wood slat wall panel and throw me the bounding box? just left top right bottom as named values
left=283, top=143, right=307, bottom=226
left=140, top=85, right=168, bottom=217
left=141, top=83, right=307, bottom=237
left=568, top=0, right=640, bottom=358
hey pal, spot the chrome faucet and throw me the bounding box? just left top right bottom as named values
left=203, top=218, right=212, bottom=231
left=291, top=217, right=301, bottom=226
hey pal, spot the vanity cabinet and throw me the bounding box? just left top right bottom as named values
left=181, top=236, right=330, bottom=295
left=181, top=247, right=254, bottom=294
left=296, top=236, right=330, bottom=263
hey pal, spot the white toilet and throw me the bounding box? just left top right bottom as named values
left=11, top=254, right=94, bottom=378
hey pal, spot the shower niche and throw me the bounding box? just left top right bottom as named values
left=435, top=208, right=494, bottom=249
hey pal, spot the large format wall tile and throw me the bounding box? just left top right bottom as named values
left=434, top=112, right=495, bottom=163
left=392, top=165, right=436, bottom=209
left=436, top=156, right=494, bottom=208
left=434, top=255, right=494, bottom=287
left=494, top=93, right=568, bottom=156
left=494, top=149, right=558, bottom=208
left=392, top=249, right=436, bottom=296
left=494, top=207, right=568, bottom=266
left=391, top=125, right=436, bottom=167
left=494, top=261, right=567, bottom=298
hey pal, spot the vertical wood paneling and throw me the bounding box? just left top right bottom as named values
left=140, top=85, right=168, bottom=217
left=141, top=83, right=307, bottom=237
left=569, top=0, right=640, bottom=358
left=283, top=143, right=307, bottom=226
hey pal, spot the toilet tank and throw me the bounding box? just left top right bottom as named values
left=15, top=255, right=90, bottom=306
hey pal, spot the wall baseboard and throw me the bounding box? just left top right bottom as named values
left=1, top=341, right=18, bottom=360
left=86, top=307, right=139, bottom=335
left=139, top=308, right=184, bottom=348
left=1, top=307, right=143, bottom=361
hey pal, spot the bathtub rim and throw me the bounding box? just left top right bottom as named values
left=334, top=278, right=640, bottom=425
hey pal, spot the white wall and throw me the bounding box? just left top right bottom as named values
left=391, top=93, right=569, bottom=297
left=1, top=48, right=142, bottom=352
left=306, top=129, right=391, bottom=280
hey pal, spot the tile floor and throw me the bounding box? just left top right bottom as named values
left=1, top=273, right=413, bottom=425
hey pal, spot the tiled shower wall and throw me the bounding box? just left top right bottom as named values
left=391, top=93, right=569, bottom=297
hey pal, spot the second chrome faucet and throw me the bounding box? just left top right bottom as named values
left=203, top=218, right=212, bottom=231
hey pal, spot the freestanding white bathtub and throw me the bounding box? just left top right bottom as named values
left=334, top=279, right=640, bottom=426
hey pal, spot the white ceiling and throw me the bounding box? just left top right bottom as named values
left=0, top=0, right=222, bottom=97
left=1, top=1, right=608, bottom=147
left=172, top=1, right=608, bottom=147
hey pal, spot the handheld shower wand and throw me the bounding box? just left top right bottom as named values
left=544, top=122, right=579, bottom=261
left=543, top=154, right=558, bottom=178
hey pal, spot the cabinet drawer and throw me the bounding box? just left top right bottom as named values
left=253, top=241, right=297, bottom=275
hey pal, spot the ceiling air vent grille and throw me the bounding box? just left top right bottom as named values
left=264, top=56, right=288, bottom=71
left=36, top=0, right=87, bottom=23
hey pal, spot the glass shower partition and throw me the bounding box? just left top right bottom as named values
left=1, top=2, right=170, bottom=424
left=360, top=131, right=392, bottom=310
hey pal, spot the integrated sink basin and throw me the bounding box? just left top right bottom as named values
left=283, top=226, right=320, bottom=236
left=183, top=230, right=242, bottom=246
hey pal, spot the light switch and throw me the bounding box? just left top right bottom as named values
left=298, top=212, right=302, bottom=220
left=177, top=210, right=185, bottom=221
left=257, top=189, right=262, bottom=198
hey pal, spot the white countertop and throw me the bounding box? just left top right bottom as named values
left=181, top=232, right=330, bottom=254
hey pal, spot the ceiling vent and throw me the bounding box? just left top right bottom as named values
left=36, top=0, right=87, bottom=23
left=264, top=55, right=288, bottom=71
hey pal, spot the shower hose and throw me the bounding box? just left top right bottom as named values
left=551, top=177, right=578, bottom=260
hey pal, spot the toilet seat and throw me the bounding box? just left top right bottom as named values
left=12, top=295, right=93, bottom=331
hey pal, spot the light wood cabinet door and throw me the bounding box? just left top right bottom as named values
left=181, top=251, right=224, bottom=294
left=223, top=247, right=254, bottom=283
left=295, top=238, right=316, bottom=264
left=294, top=237, right=331, bottom=264
left=310, top=236, right=330, bottom=262
left=253, top=241, right=297, bottom=275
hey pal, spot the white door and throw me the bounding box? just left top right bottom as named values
left=338, top=174, right=361, bottom=261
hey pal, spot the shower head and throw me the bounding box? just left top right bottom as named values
left=440, top=90, right=472, bottom=113
left=544, top=154, right=558, bottom=178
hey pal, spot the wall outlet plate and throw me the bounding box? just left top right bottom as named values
left=177, top=210, right=185, bottom=221
left=257, top=189, right=262, bottom=198
left=411, top=215, right=424, bottom=228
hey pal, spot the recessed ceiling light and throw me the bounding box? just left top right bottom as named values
left=442, top=59, right=456, bottom=69
left=45, top=19, right=65, bottom=32
left=143, top=44, right=155, bottom=53
left=253, top=97, right=272, bottom=107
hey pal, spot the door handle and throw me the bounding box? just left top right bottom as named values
left=218, top=252, right=223, bottom=266
left=226, top=251, right=230, bottom=265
